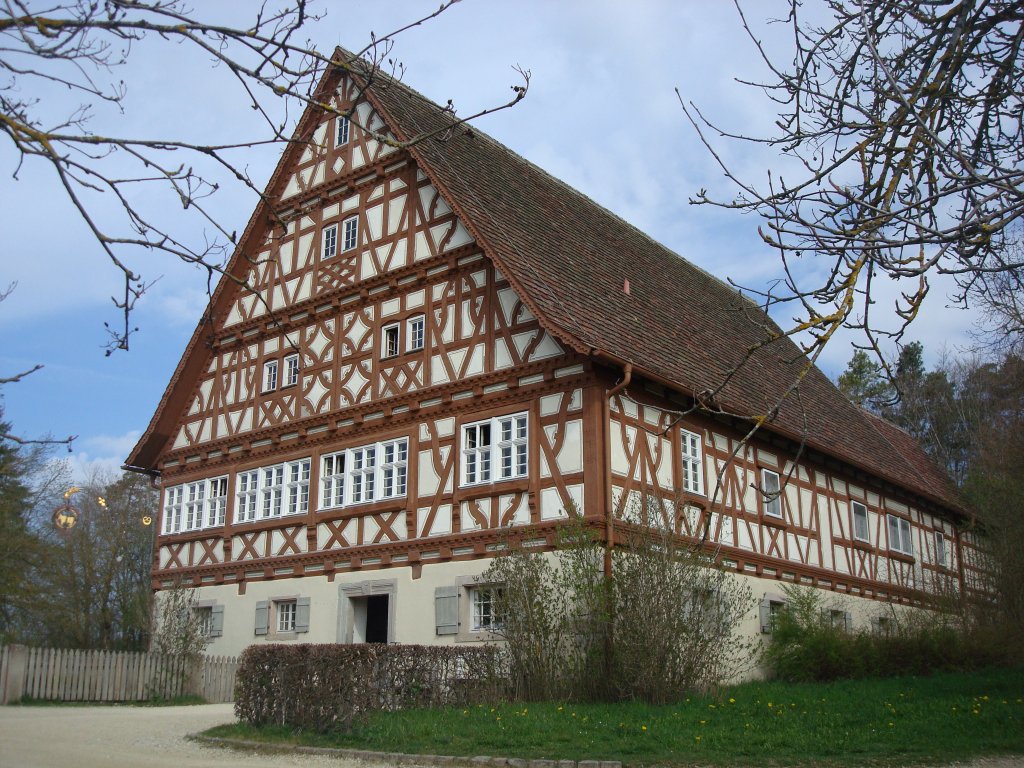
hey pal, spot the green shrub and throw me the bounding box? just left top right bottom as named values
left=234, top=643, right=504, bottom=733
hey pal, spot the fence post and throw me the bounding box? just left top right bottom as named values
left=1, top=645, right=29, bottom=704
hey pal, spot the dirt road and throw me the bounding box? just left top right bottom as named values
left=0, top=702, right=364, bottom=768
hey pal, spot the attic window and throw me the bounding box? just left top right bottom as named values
left=323, top=224, right=338, bottom=259
left=382, top=323, right=400, bottom=358
left=337, top=115, right=350, bottom=147
left=342, top=215, right=358, bottom=252
left=262, top=360, right=279, bottom=393
left=761, top=469, right=782, bottom=518
left=408, top=315, right=425, bottom=351
left=284, top=353, right=300, bottom=387
left=888, top=514, right=913, bottom=556
left=852, top=501, right=869, bottom=542
left=680, top=429, right=704, bottom=496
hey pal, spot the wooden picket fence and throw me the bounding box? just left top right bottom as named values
left=0, top=645, right=238, bottom=704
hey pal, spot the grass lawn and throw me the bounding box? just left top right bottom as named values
left=206, top=667, right=1024, bottom=766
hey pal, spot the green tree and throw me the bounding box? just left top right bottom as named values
left=837, top=350, right=894, bottom=412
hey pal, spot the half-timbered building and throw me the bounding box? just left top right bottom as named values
left=126, top=51, right=976, bottom=655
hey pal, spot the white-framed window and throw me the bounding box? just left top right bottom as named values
left=761, top=468, right=782, bottom=518
left=887, top=513, right=914, bottom=556
left=759, top=595, right=787, bottom=633
left=382, top=323, right=400, bottom=358
left=934, top=530, right=948, bottom=568
left=461, top=413, right=529, bottom=487
left=322, top=223, right=338, bottom=259
left=195, top=606, right=214, bottom=637
left=852, top=500, right=870, bottom=542
left=470, top=586, right=504, bottom=632
left=235, top=469, right=260, bottom=523
left=161, top=485, right=183, bottom=535
left=276, top=599, right=297, bottom=633
left=336, top=115, right=350, bottom=147
left=319, top=438, right=409, bottom=510
left=680, top=429, right=704, bottom=495
left=342, top=215, right=358, bottom=252
left=407, top=315, right=425, bottom=351
left=262, top=359, right=279, bottom=393
left=284, top=353, right=300, bottom=387
left=162, top=476, right=230, bottom=534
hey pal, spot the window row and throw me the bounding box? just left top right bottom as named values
left=162, top=477, right=228, bottom=534
left=320, top=438, right=409, bottom=509
left=322, top=215, right=358, bottom=260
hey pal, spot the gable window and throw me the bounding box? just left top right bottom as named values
left=262, top=359, right=279, bottom=393
left=284, top=353, right=300, bottom=387
left=461, top=413, right=528, bottom=487
left=680, top=429, right=704, bottom=495
left=322, top=223, right=338, bottom=259
left=934, top=530, right=948, bottom=568
left=161, top=476, right=229, bottom=534
left=319, top=438, right=409, bottom=510
left=408, top=315, right=425, bottom=351
left=342, top=215, right=358, bottom=252
left=233, top=459, right=310, bottom=523
left=760, top=468, right=782, bottom=519
left=887, top=514, right=914, bottom=556
left=852, top=501, right=870, bottom=542
left=382, top=323, right=400, bottom=358
left=336, top=115, right=350, bottom=147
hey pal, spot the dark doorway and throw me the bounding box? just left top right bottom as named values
left=365, top=594, right=389, bottom=643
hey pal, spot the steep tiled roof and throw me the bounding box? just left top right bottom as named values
left=361, top=57, right=964, bottom=516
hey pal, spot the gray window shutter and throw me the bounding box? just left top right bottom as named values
left=435, top=586, right=459, bottom=635
left=759, top=599, right=772, bottom=634
left=210, top=604, right=225, bottom=637
left=254, top=601, right=269, bottom=636
left=295, top=597, right=311, bottom=633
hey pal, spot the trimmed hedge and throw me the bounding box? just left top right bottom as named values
left=234, top=643, right=505, bottom=733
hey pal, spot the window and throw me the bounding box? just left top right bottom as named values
left=255, top=598, right=310, bottom=637
left=407, top=315, right=425, bottom=351
left=284, top=353, right=300, bottom=387
left=935, top=530, right=948, bottom=568
left=322, top=223, right=338, bottom=259
left=161, top=477, right=229, bottom=534
left=382, top=323, right=400, bottom=358
left=828, top=609, right=853, bottom=632
left=342, top=215, right=358, bottom=252
left=680, top=429, right=704, bottom=495
left=233, top=459, right=311, bottom=523
left=277, top=599, right=297, bottom=633
left=761, top=468, right=782, bottom=518
left=887, top=514, right=914, bottom=556
left=319, top=438, right=410, bottom=509
left=470, top=586, right=504, bottom=631
left=759, top=595, right=786, bottom=633
left=872, top=615, right=894, bottom=636
left=336, top=115, right=350, bottom=146
left=262, top=359, right=279, bottom=392
left=195, top=606, right=213, bottom=637
left=461, top=413, right=529, bottom=486
left=852, top=501, right=870, bottom=542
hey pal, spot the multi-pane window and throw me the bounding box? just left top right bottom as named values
left=258, top=459, right=310, bottom=519
left=262, top=359, right=278, bottom=392
left=471, top=586, right=504, bottom=631
left=336, top=115, right=350, bottom=146
left=162, top=477, right=229, bottom=534
left=276, top=600, right=297, bottom=633
left=342, top=215, right=358, bottom=252
left=852, top=501, right=870, bottom=542
left=235, top=469, right=260, bottom=523
left=195, top=606, right=214, bottom=637
left=761, top=469, right=782, bottom=518
left=322, top=223, right=338, bottom=259
left=680, top=429, right=704, bottom=495
left=382, top=323, right=400, bottom=358
left=462, top=413, right=529, bottom=486
left=284, top=353, right=300, bottom=387
left=161, top=485, right=183, bottom=534
left=320, top=438, right=409, bottom=510
left=934, top=530, right=948, bottom=568
left=887, top=514, right=914, bottom=556
left=408, top=315, right=425, bottom=351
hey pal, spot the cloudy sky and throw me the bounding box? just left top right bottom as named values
left=0, top=0, right=979, bottom=481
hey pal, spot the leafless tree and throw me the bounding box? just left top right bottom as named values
left=1, top=0, right=528, bottom=353
left=680, top=0, right=1024, bottom=371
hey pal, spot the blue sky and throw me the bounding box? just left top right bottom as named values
left=0, top=1, right=979, bottom=480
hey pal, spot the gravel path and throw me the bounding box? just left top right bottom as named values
left=0, top=703, right=364, bottom=768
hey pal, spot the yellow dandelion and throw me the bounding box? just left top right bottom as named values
left=695, top=735, right=702, bottom=742
left=768, top=702, right=773, bottom=708
left=641, top=725, right=647, bottom=732
left=729, top=698, right=736, bottom=704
